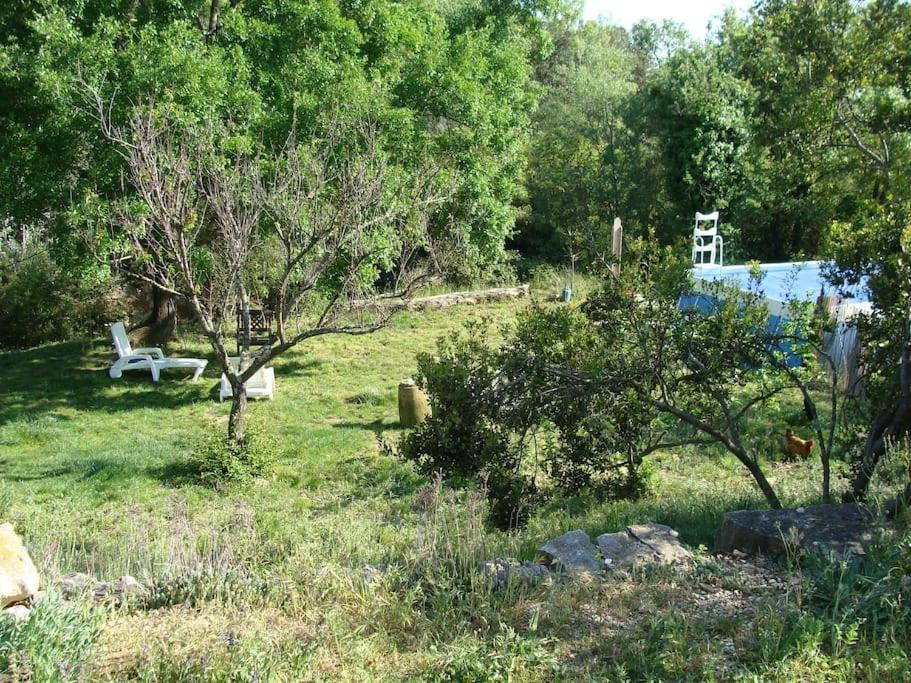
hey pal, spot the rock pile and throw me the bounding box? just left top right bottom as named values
left=482, top=523, right=692, bottom=586
left=57, top=572, right=147, bottom=603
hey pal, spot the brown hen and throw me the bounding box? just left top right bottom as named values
left=785, top=429, right=814, bottom=459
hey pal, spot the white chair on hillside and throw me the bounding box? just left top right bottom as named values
left=692, top=211, right=724, bottom=267
left=219, top=357, right=275, bottom=402
left=108, top=322, right=208, bottom=382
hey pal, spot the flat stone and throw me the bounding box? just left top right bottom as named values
left=626, top=523, right=692, bottom=565
left=597, top=523, right=692, bottom=569
left=714, top=504, right=882, bottom=557
left=0, top=524, right=39, bottom=608
left=479, top=558, right=551, bottom=586
left=596, top=531, right=654, bottom=568
left=112, top=575, right=145, bottom=599
left=538, top=530, right=602, bottom=575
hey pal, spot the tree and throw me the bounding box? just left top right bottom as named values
left=728, top=0, right=911, bottom=499
left=92, top=95, right=449, bottom=445
left=1, top=0, right=547, bottom=348
left=405, top=239, right=853, bottom=516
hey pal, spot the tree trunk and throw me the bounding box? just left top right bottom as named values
left=130, top=284, right=178, bottom=347
left=228, top=382, right=248, bottom=445
left=743, top=458, right=783, bottom=509
left=822, top=456, right=831, bottom=503
left=848, top=343, right=911, bottom=501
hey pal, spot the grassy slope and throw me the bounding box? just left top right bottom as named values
left=0, top=296, right=906, bottom=680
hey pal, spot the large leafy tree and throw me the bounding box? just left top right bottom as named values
left=0, top=0, right=547, bottom=338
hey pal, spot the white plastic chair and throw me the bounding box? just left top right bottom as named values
left=219, top=357, right=275, bottom=401
left=692, top=211, right=724, bottom=266
left=108, top=322, right=207, bottom=382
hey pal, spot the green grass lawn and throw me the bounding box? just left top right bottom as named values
left=0, top=296, right=908, bottom=681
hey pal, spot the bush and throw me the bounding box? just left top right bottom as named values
left=0, top=229, right=126, bottom=349
left=399, top=308, right=652, bottom=528
left=399, top=320, right=536, bottom=527
left=0, top=591, right=103, bottom=682
left=195, top=424, right=278, bottom=487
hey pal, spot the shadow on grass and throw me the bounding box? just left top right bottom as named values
left=0, top=339, right=214, bottom=425
left=331, top=419, right=402, bottom=434
left=149, top=458, right=204, bottom=487
left=272, top=358, right=324, bottom=376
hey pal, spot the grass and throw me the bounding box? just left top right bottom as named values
left=0, top=294, right=909, bottom=680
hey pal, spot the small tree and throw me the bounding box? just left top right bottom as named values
left=88, top=93, right=449, bottom=445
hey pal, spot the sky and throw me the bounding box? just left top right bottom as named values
left=583, top=0, right=754, bottom=39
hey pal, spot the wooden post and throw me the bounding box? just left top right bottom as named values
left=611, top=218, right=623, bottom=276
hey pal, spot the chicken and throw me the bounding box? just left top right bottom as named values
left=785, top=429, right=814, bottom=460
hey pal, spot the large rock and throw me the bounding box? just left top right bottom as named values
left=0, top=524, right=39, bottom=608
left=714, top=504, right=881, bottom=557
left=538, top=530, right=602, bottom=575
left=597, top=523, right=692, bottom=569
left=2, top=604, right=30, bottom=622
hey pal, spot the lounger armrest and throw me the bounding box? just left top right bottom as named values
left=122, top=353, right=156, bottom=363
left=133, top=347, right=165, bottom=359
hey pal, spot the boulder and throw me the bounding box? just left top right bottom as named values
left=0, top=524, right=39, bottom=608
left=714, top=504, right=881, bottom=557
left=597, top=523, right=692, bottom=569
left=538, top=530, right=602, bottom=575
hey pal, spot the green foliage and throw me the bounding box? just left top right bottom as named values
left=399, top=297, right=658, bottom=526
left=427, top=625, right=558, bottom=681
left=0, top=592, right=103, bottom=682
left=0, top=229, right=125, bottom=349
left=195, top=423, right=278, bottom=487
left=0, top=0, right=545, bottom=300
left=399, top=318, right=533, bottom=526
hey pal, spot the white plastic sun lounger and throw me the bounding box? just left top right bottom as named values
left=108, top=322, right=208, bottom=382
left=219, top=357, right=274, bottom=401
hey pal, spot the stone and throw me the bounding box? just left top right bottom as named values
left=538, top=530, right=602, bottom=575
left=513, top=563, right=552, bottom=584
left=596, top=531, right=654, bottom=568
left=112, top=575, right=145, bottom=599
left=3, top=604, right=30, bottom=622
left=0, top=523, right=39, bottom=608
left=714, top=504, right=882, bottom=557
left=94, top=575, right=145, bottom=602
left=57, top=572, right=93, bottom=598
left=479, top=558, right=551, bottom=586
left=596, top=523, right=692, bottom=569
left=626, top=523, right=693, bottom=565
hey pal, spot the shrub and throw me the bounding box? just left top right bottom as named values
left=400, top=320, right=536, bottom=527
left=399, top=308, right=651, bottom=528
left=0, top=229, right=125, bottom=349
left=0, top=591, right=103, bottom=682
left=195, top=424, right=278, bottom=487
